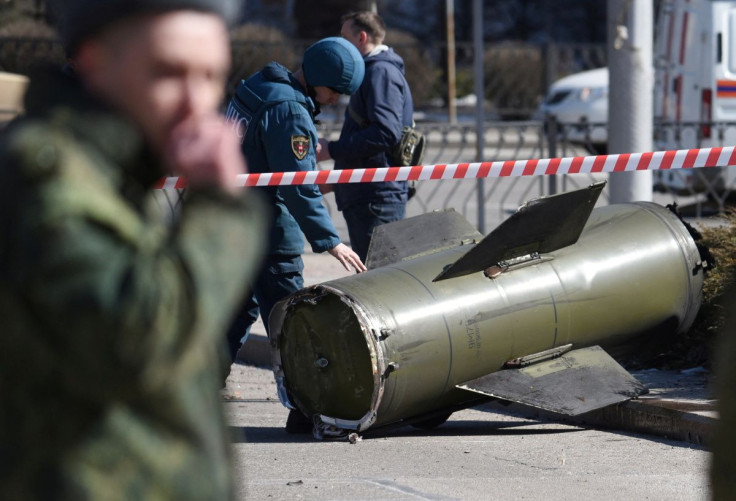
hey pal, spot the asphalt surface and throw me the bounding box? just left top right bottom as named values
left=223, top=360, right=712, bottom=501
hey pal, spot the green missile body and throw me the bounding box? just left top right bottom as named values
left=269, top=182, right=711, bottom=439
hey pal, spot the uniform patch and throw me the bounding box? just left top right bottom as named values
left=291, top=135, right=310, bottom=160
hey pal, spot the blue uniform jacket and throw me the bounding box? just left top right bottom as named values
left=226, top=63, right=341, bottom=255
left=328, top=47, right=414, bottom=211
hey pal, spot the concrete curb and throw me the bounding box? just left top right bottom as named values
left=236, top=334, right=716, bottom=445
left=504, top=399, right=715, bottom=446
left=582, top=399, right=715, bottom=444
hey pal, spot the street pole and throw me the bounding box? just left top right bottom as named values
left=607, top=0, right=653, bottom=203
left=447, top=0, right=457, bottom=123
left=473, top=0, right=485, bottom=233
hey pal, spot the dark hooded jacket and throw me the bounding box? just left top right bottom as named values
left=328, top=47, right=414, bottom=210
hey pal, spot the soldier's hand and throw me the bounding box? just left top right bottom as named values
left=327, top=243, right=367, bottom=273
left=165, top=115, right=245, bottom=195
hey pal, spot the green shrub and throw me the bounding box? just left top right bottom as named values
left=625, top=211, right=736, bottom=370
left=0, top=20, right=62, bottom=74
left=0, top=0, right=46, bottom=29
left=386, top=29, right=439, bottom=107
left=483, top=43, right=543, bottom=118
left=227, top=23, right=300, bottom=98
left=684, top=211, right=736, bottom=368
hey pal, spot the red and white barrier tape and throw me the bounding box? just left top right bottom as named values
left=154, top=145, right=736, bottom=190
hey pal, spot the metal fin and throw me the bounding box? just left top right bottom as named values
left=456, top=345, right=645, bottom=416
left=433, top=181, right=606, bottom=282
left=365, top=209, right=482, bottom=269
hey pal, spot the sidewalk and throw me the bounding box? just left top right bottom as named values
left=235, top=251, right=717, bottom=445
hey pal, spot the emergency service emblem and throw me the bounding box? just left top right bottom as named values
left=291, top=135, right=310, bottom=160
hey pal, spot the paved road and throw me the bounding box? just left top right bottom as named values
left=223, top=363, right=710, bottom=501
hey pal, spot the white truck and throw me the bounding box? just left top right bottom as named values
left=653, top=0, right=736, bottom=193
left=538, top=0, right=736, bottom=194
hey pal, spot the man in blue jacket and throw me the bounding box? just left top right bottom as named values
left=224, top=38, right=366, bottom=430
left=318, top=11, right=415, bottom=262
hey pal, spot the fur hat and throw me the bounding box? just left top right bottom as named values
left=48, top=0, right=240, bottom=55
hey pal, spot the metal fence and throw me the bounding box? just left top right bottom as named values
left=0, top=36, right=65, bottom=74
left=231, top=39, right=608, bottom=118
left=5, top=34, right=734, bottom=235
left=321, top=118, right=736, bottom=233
left=316, top=119, right=596, bottom=234
left=0, top=36, right=606, bottom=118
left=652, top=121, right=736, bottom=217
left=520, top=118, right=736, bottom=220
left=4, top=108, right=733, bottom=235
left=145, top=120, right=596, bottom=237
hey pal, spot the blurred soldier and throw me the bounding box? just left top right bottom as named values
left=317, top=11, right=415, bottom=262
left=224, top=37, right=366, bottom=432
left=0, top=1, right=266, bottom=499
left=711, top=278, right=736, bottom=500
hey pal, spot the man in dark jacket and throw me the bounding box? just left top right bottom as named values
left=0, top=1, right=266, bottom=499
left=318, top=11, right=415, bottom=262
left=224, top=38, right=367, bottom=432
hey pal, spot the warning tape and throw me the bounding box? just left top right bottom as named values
left=153, top=145, right=736, bottom=190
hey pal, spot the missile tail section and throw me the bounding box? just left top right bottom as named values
left=270, top=183, right=710, bottom=438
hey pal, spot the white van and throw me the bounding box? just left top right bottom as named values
left=653, top=0, right=736, bottom=192
left=536, top=67, right=608, bottom=153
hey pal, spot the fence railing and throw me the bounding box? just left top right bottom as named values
left=150, top=120, right=594, bottom=236
left=652, top=121, right=736, bottom=217
left=322, top=118, right=736, bottom=231
left=3, top=29, right=733, bottom=231
left=543, top=118, right=736, bottom=219
left=317, top=119, right=594, bottom=233
left=5, top=111, right=733, bottom=244
left=0, top=36, right=606, bottom=118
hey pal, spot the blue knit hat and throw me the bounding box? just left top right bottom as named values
left=48, top=0, right=241, bottom=54
left=302, top=37, right=365, bottom=95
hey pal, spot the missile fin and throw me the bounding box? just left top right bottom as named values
left=433, top=181, right=605, bottom=281
left=365, top=209, right=482, bottom=269
left=456, top=345, right=645, bottom=416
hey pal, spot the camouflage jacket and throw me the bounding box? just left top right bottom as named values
left=0, top=70, right=266, bottom=500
